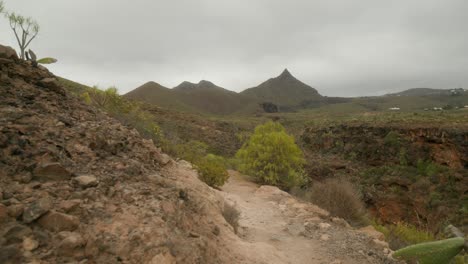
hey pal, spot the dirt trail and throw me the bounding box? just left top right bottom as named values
left=221, top=170, right=396, bottom=264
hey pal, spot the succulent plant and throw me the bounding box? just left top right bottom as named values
left=37, top=57, right=57, bottom=64
left=393, top=237, right=465, bottom=264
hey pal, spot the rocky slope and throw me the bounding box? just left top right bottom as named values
left=0, top=46, right=246, bottom=263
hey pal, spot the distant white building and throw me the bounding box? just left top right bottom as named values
left=433, top=107, right=443, bottom=111
left=464, top=105, right=468, bottom=108
left=389, top=107, right=400, bottom=111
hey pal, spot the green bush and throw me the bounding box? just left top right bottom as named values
left=195, top=154, right=229, bottom=188
left=172, top=140, right=208, bottom=163
left=236, top=121, right=305, bottom=189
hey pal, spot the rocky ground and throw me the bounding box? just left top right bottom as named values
left=1, top=44, right=400, bottom=263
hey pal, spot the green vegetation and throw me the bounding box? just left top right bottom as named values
left=168, top=140, right=208, bottom=163
left=236, top=121, right=305, bottom=189
left=81, top=86, right=163, bottom=145
left=393, top=237, right=465, bottom=264
left=37, top=57, right=57, bottom=64
left=195, top=154, right=229, bottom=188
left=417, top=159, right=445, bottom=177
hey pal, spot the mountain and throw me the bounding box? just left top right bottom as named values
left=125, top=80, right=259, bottom=115
left=240, top=69, right=323, bottom=108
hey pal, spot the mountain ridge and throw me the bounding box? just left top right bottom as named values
left=124, top=69, right=324, bottom=114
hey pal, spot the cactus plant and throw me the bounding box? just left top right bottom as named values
left=393, top=237, right=465, bottom=264
left=37, top=57, right=57, bottom=64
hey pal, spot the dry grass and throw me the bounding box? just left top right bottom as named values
left=222, top=202, right=240, bottom=234
left=302, top=177, right=368, bottom=226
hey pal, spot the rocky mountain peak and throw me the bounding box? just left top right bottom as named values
left=278, top=68, right=293, bottom=79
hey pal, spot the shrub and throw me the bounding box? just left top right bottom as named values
left=222, top=202, right=240, bottom=234
left=173, top=140, right=208, bottom=163
left=195, top=154, right=229, bottom=188
left=302, top=177, right=368, bottom=226
left=417, top=159, right=442, bottom=177
left=236, top=121, right=305, bottom=189
left=374, top=221, right=435, bottom=250
left=81, top=86, right=163, bottom=145
left=390, top=222, right=435, bottom=245
left=384, top=131, right=401, bottom=147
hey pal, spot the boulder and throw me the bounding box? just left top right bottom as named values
left=73, top=175, right=98, bottom=188
left=0, top=45, right=18, bottom=60
left=23, top=197, right=53, bottom=223
left=33, top=162, right=71, bottom=182
left=38, top=211, right=79, bottom=232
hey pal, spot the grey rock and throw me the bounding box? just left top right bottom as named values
left=22, top=197, right=53, bottom=223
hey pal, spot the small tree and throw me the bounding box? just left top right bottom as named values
left=0, top=1, right=5, bottom=14
left=7, top=11, right=40, bottom=59
left=236, top=121, right=305, bottom=189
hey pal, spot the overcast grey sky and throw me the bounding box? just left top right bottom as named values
left=1, top=0, right=467, bottom=96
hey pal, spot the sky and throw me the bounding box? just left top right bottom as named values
left=1, top=0, right=467, bottom=97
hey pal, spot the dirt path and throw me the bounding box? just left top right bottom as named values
left=221, top=170, right=396, bottom=264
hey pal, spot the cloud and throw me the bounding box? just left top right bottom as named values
left=1, top=0, right=467, bottom=96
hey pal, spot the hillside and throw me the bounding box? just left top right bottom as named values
left=240, top=69, right=323, bottom=109
left=387, top=87, right=466, bottom=97
left=0, top=46, right=399, bottom=264
left=125, top=80, right=260, bottom=115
